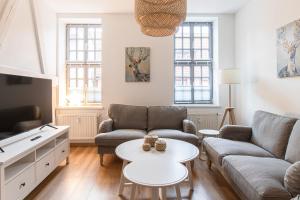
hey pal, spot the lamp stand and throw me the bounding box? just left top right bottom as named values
left=219, top=84, right=236, bottom=129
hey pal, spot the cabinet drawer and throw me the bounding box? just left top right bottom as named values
left=5, top=165, right=35, bottom=200
left=36, top=151, right=55, bottom=184
left=55, top=141, right=69, bottom=165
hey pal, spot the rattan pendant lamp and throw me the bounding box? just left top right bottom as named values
left=135, top=0, right=187, bottom=37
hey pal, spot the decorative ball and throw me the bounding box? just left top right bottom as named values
left=149, top=135, right=159, bottom=147
left=143, top=143, right=151, bottom=151
left=155, top=139, right=167, bottom=151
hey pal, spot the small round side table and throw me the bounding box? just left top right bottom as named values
left=123, top=160, right=188, bottom=200
left=198, top=129, right=220, bottom=160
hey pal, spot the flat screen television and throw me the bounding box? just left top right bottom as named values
left=0, top=73, right=52, bottom=141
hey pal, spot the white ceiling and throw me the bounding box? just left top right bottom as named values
left=43, top=0, right=250, bottom=14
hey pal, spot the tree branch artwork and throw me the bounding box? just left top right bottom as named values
left=277, top=19, right=300, bottom=78
left=125, top=47, right=150, bottom=82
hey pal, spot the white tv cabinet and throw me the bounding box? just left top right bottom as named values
left=0, top=126, right=70, bottom=200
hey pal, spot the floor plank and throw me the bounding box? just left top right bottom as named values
left=25, top=147, right=239, bottom=200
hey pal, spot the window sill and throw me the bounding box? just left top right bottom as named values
left=173, top=104, right=221, bottom=108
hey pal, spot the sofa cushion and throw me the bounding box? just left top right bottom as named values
left=223, top=156, right=292, bottom=200
left=284, top=161, right=300, bottom=197
left=108, top=104, right=148, bottom=130
left=203, top=138, right=274, bottom=166
left=251, top=111, right=297, bottom=158
left=95, top=129, right=146, bottom=147
left=148, top=106, right=187, bottom=131
left=148, top=129, right=199, bottom=146
left=285, top=120, right=300, bottom=163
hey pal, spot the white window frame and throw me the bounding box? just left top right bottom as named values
left=65, top=24, right=102, bottom=105
left=174, top=21, right=214, bottom=105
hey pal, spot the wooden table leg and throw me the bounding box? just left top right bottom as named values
left=175, top=185, right=182, bottom=200
left=118, top=160, right=128, bottom=195
left=130, top=184, right=137, bottom=200
left=152, top=188, right=159, bottom=200
left=186, top=162, right=194, bottom=190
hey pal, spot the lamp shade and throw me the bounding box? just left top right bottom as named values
left=220, top=68, right=241, bottom=84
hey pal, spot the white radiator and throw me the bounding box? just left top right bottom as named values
left=188, top=113, right=221, bottom=131
left=56, top=113, right=99, bottom=143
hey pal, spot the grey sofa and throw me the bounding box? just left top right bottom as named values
left=204, top=110, right=300, bottom=200
left=95, top=104, right=199, bottom=165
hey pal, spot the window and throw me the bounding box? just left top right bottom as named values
left=66, top=24, right=102, bottom=105
left=174, top=22, right=214, bottom=104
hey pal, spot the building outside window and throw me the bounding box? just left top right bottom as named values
left=174, top=22, right=214, bottom=104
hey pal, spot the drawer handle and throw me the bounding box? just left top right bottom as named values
left=45, top=162, right=50, bottom=166
left=19, top=182, right=26, bottom=189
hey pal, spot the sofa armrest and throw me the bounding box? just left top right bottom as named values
left=98, top=118, right=113, bottom=133
left=183, top=119, right=196, bottom=134
left=220, top=125, right=252, bottom=142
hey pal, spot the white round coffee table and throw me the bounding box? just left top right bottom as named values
left=116, top=139, right=199, bottom=196
left=123, top=160, right=188, bottom=200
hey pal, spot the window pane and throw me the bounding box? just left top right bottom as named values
left=202, top=26, right=209, bottom=37
left=70, top=80, right=76, bottom=88
left=77, top=40, right=84, bottom=50
left=183, top=50, right=190, bottom=60
left=78, top=80, right=84, bottom=88
left=88, top=52, right=95, bottom=61
left=194, top=38, right=201, bottom=49
left=95, top=40, right=101, bottom=50
left=202, top=66, right=209, bottom=77
left=96, top=68, right=101, bottom=78
left=88, top=28, right=95, bottom=39
left=202, top=50, right=209, bottom=59
left=88, top=80, right=94, bottom=88
left=194, top=78, right=201, bottom=86
left=203, top=90, right=210, bottom=100
left=175, top=50, right=182, bottom=60
left=69, top=40, right=76, bottom=50
left=70, top=68, right=76, bottom=78
left=88, top=40, right=94, bottom=50
left=183, top=38, right=190, bottom=49
left=194, top=26, right=201, bottom=37
left=202, top=38, right=209, bottom=49
left=77, top=28, right=84, bottom=39
left=69, top=52, right=76, bottom=61
left=69, top=28, right=77, bottom=39
left=194, top=90, right=201, bottom=100
left=175, top=66, right=182, bottom=77
left=88, top=68, right=94, bottom=79
left=183, top=26, right=190, bottom=37
left=194, top=66, right=201, bottom=77
left=183, top=66, right=190, bottom=77
left=183, top=77, right=191, bottom=86
left=77, top=51, right=84, bottom=61
left=96, top=28, right=102, bottom=39
left=176, top=77, right=182, bottom=86
left=194, top=50, right=201, bottom=60
left=95, top=51, right=101, bottom=62
left=77, top=68, right=84, bottom=78
left=175, top=38, right=182, bottom=49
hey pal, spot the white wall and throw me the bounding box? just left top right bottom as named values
left=235, top=0, right=300, bottom=125
left=0, top=0, right=56, bottom=76
left=58, top=13, right=235, bottom=114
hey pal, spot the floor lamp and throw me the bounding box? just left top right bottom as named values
left=219, top=69, right=240, bottom=129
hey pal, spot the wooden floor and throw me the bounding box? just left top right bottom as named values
left=26, top=146, right=239, bottom=200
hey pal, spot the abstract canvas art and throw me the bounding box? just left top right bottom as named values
left=125, top=47, right=150, bottom=82
left=277, top=19, right=300, bottom=78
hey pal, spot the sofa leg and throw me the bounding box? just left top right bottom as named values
left=207, top=159, right=212, bottom=170
left=100, top=154, right=104, bottom=166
